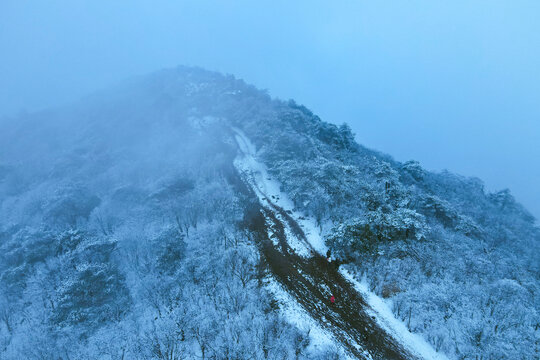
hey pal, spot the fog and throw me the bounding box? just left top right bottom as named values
left=1, top=0, right=539, bottom=219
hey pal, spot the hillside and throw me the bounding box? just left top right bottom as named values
left=0, top=67, right=538, bottom=359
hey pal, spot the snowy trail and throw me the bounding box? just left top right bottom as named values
left=233, top=129, right=327, bottom=256
left=232, top=128, right=448, bottom=360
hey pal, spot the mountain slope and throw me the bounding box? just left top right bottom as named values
left=0, top=66, right=538, bottom=359
left=233, top=128, right=448, bottom=359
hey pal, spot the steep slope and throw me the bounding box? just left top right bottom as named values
left=0, top=66, right=538, bottom=359
left=233, top=129, right=447, bottom=359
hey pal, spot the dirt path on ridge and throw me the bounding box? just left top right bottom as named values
left=226, top=165, right=419, bottom=360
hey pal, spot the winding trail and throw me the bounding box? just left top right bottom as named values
left=229, top=129, right=423, bottom=360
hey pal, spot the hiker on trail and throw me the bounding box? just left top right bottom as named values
left=326, top=249, right=332, bottom=262
left=330, top=295, right=335, bottom=304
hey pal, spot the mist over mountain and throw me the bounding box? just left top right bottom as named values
left=0, top=67, right=538, bottom=359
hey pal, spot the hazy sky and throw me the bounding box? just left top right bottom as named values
left=1, top=1, right=539, bottom=219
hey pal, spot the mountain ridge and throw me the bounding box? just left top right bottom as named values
left=0, top=66, right=538, bottom=359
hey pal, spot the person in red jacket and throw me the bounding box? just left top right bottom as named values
left=330, top=295, right=335, bottom=304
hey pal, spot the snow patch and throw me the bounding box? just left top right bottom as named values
left=341, top=269, right=449, bottom=360
left=264, top=277, right=358, bottom=359
left=233, top=128, right=327, bottom=256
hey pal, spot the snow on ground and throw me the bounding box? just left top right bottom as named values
left=233, top=128, right=327, bottom=256
left=234, top=128, right=357, bottom=357
left=341, top=269, right=449, bottom=360
left=294, top=214, right=328, bottom=255
left=264, top=276, right=359, bottom=360
left=233, top=128, right=446, bottom=360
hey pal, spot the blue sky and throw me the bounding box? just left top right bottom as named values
left=1, top=1, right=539, bottom=219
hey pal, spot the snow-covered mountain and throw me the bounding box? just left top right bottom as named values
left=0, top=67, right=538, bottom=359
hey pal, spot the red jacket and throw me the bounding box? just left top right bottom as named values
left=330, top=295, right=335, bottom=303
